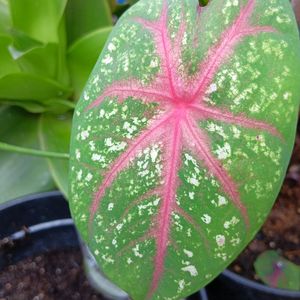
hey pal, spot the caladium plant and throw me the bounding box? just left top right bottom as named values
left=254, top=250, right=300, bottom=291
left=69, top=0, right=300, bottom=299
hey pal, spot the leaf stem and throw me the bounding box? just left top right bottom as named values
left=0, top=142, right=70, bottom=159
left=199, top=0, right=209, bottom=6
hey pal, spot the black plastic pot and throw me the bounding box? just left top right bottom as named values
left=0, top=191, right=78, bottom=269
left=206, top=269, right=300, bottom=300
left=0, top=192, right=208, bottom=300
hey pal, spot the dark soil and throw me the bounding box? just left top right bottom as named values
left=0, top=249, right=106, bottom=300
left=230, top=117, right=300, bottom=283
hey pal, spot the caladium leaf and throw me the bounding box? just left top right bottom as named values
left=70, top=0, right=300, bottom=299
left=254, top=251, right=300, bottom=291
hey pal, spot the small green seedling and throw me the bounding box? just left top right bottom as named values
left=70, top=0, right=300, bottom=299
left=254, top=250, right=300, bottom=291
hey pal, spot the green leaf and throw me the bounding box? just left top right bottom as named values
left=68, top=27, right=112, bottom=100
left=0, top=100, right=46, bottom=113
left=39, top=113, right=72, bottom=199
left=9, top=29, right=43, bottom=54
left=0, top=73, right=72, bottom=101
left=65, top=0, right=112, bottom=45
left=70, top=0, right=300, bottom=299
left=0, top=0, right=11, bottom=34
left=0, top=35, right=19, bottom=78
left=0, top=106, right=55, bottom=203
left=7, top=29, right=61, bottom=80
left=0, top=98, right=75, bottom=113
left=14, top=43, right=59, bottom=79
left=9, top=0, right=67, bottom=44
left=254, top=251, right=300, bottom=291
left=56, top=16, right=70, bottom=87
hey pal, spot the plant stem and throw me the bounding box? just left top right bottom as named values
left=0, top=142, right=70, bottom=159
left=199, top=0, right=209, bottom=6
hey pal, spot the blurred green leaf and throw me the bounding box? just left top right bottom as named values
left=254, top=251, right=300, bottom=291
left=13, top=42, right=58, bottom=79
left=4, top=30, right=61, bottom=80
left=68, top=27, right=112, bottom=99
left=0, top=0, right=11, bottom=34
left=0, top=100, right=45, bottom=113
left=56, top=16, right=70, bottom=87
left=9, top=0, right=67, bottom=44
left=0, top=73, right=72, bottom=101
left=65, top=0, right=112, bottom=45
left=0, top=35, right=19, bottom=78
left=0, top=106, right=55, bottom=203
left=9, top=29, right=42, bottom=54
left=0, top=98, right=75, bottom=113
left=39, top=112, right=72, bottom=199
left=44, top=98, right=75, bottom=113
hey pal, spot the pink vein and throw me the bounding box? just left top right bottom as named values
left=191, top=104, right=282, bottom=138
left=184, top=115, right=249, bottom=228
left=191, top=0, right=275, bottom=101
left=135, top=0, right=179, bottom=99
left=173, top=204, right=209, bottom=249
left=86, top=80, right=173, bottom=110
left=89, top=112, right=173, bottom=228
left=113, top=188, right=161, bottom=230
left=146, top=117, right=182, bottom=300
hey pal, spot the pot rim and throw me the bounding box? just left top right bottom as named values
left=222, top=269, right=300, bottom=296
left=0, top=190, right=62, bottom=211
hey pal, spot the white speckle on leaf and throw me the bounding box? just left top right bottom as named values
left=150, top=147, right=159, bottom=162
left=83, top=92, right=89, bottom=101
left=188, top=192, right=195, bottom=200
left=92, top=153, right=105, bottom=162
left=218, top=195, right=228, bottom=206
left=85, top=173, right=93, bottom=182
left=208, top=83, right=217, bottom=93
left=181, top=265, right=198, bottom=277
left=108, top=43, right=116, bottom=52
left=103, top=55, right=113, bottom=65
left=178, top=279, right=185, bottom=293
left=201, top=214, right=212, bottom=224
left=283, top=92, right=292, bottom=100
left=81, top=130, right=89, bottom=140
left=215, top=143, right=231, bottom=160
left=224, top=216, right=240, bottom=229
left=77, top=170, right=82, bottom=181
left=216, top=235, right=226, bottom=247
left=184, top=249, right=193, bottom=258
left=75, top=149, right=81, bottom=160
left=188, top=177, right=199, bottom=186
left=108, top=203, right=114, bottom=211
left=133, top=245, right=143, bottom=258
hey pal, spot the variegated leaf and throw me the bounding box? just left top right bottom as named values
left=70, top=0, right=300, bottom=299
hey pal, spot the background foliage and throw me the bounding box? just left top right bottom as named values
left=0, top=0, right=136, bottom=203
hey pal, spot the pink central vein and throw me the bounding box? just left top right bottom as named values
left=147, top=114, right=182, bottom=300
